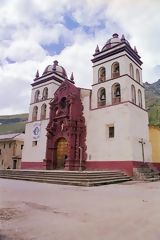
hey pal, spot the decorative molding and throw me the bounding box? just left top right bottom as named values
left=92, top=54, right=142, bottom=70
left=92, top=44, right=142, bottom=66
left=89, top=100, right=147, bottom=112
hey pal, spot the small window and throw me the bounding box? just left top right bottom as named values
left=109, top=126, right=114, bottom=138
left=4, top=144, right=5, bottom=149
left=9, top=143, right=12, bottom=148
left=0, top=149, right=1, bottom=155
left=21, top=145, right=24, bottom=150
left=32, top=141, right=38, bottom=147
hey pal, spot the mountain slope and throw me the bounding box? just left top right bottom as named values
left=0, top=113, right=28, bottom=134
left=144, top=79, right=160, bottom=126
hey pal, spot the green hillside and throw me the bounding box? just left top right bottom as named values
left=0, top=113, right=28, bottom=134
left=144, top=80, right=160, bottom=126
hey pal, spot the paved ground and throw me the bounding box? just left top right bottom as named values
left=0, top=179, right=160, bottom=240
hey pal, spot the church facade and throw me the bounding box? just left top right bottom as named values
left=22, top=33, right=152, bottom=176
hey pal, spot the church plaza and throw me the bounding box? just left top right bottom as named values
left=0, top=179, right=160, bottom=240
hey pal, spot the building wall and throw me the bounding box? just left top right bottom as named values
left=22, top=78, right=61, bottom=168
left=83, top=101, right=151, bottom=163
left=0, top=140, right=24, bottom=169
left=149, top=126, right=160, bottom=162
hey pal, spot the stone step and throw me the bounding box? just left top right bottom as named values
left=0, top=170, right=131, bottom=186
left=133, top=167, right=160, bottom=181
left=0, top=172, right=129, bottom=179
left=0, top=175, right=131, bottom=186
left=0, top=174, right=131, bottom=182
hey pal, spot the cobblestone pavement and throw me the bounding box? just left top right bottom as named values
left=0, top=179, right=160, bottom=240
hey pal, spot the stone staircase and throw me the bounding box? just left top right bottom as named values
left=133, top=164, right=160, bottom=181
left=0, top=169, right=132, bottom=186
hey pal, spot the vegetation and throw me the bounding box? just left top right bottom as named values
left=144, top=80, right=160, bottom=127
left=0, top=113, right=28, bottom=134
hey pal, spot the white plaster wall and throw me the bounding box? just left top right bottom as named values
left=22, top=120, right=48, bottom=162
left=22, top=78, right=61, bottom=163
left=85, top=102, right=151, bottom=162
left=127, top=104, right=152, bottom=162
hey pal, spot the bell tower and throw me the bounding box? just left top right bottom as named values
left=91, top=33, right=144, bottom=109
left=85, top=33, right=152, bottom=173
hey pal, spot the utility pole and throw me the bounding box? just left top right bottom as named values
left=139, top=138, right=146, bottom=164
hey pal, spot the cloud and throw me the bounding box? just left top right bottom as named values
left=0, top=0, right=160, bottom=114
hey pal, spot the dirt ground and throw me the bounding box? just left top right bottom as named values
left=0, top=179, right=160, bottom=240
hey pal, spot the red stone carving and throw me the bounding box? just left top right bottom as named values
left=45, top=79, right=87, bottom=170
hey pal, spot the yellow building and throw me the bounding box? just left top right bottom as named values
left=149, top=126, right=160, bottom=163
left=0, top=133, right=24, bottom=169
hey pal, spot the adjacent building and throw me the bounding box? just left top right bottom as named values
left=0, top=133, right=24, bottom=169
left=149, top=125, right=160, bottom=166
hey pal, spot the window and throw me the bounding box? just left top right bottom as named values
left=98, top=67, right=106, bottom=82
left=32, top=141, right=37, bottom=147
left=109, top=126, right=114, bottom=138
left=59, top=97, right=67, bottom=109
left=21, top=145, right=24, bottom=150
left=138, top=89, right=142, bottom=108
left=41, top=104, right=47, bottom=120
left=136, top=69, right=140, bottom=82
left=131, top=85, right=136, bottom=104
left=9, top=143, right=12, bottom=148
left=130, top=63, right=134, bottom=79
left=112, top=83, right=121, bottom=104
left=34, top=90, right=40, bottom=102
left=42, top=87, right=48, bottom=100
left=112, top=62, right=120, bottom=78
left=32, top=106, right=38, bottom=121
left=3, top=144, right=5, bottom=149
left=0, top=149, right=1, bottom=155
left=97, top=88, right=106, bottom=107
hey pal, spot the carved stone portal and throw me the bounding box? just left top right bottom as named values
left=44, top=80, right=87, bottom=170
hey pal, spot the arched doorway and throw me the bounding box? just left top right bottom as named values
left=56, top=138, right=68, bottom=169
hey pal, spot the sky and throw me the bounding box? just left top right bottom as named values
left=0, top=0, right=160, bottom=115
